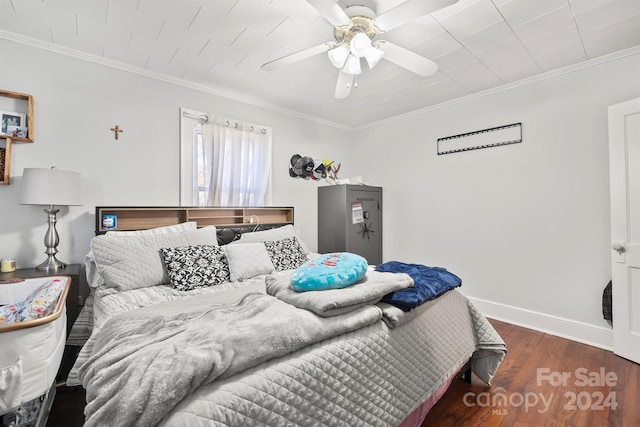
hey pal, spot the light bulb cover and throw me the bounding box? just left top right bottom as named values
left=342, top=54, right=362, bottom=75
left=349, top=33, right=372, bottom=58
left=364, top=46, right=384, bottom=69
left=327, top=44, right=349, bottom=68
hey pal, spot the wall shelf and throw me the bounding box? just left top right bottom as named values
left=0, top=89, right=35, bottom=185
left=95, top=206, right=294, bottom=234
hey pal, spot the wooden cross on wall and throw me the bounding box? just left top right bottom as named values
left=110, top=125, right=123, bottom=140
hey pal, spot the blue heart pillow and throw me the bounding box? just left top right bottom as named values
left=290, top=252, right=368, bottom=292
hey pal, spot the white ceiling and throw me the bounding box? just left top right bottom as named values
left=1, top=0, right=639, bottom=128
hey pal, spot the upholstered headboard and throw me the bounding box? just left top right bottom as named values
left=95, top=206, right=294, bottom=245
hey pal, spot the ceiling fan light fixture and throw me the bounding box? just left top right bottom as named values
left=342, top=54, right=362, bottom=75
left=364, top=46, right=383, bottom=69
left=327, top=44, right=350, bottom=68
left=349, top=32, right=372, bottom=58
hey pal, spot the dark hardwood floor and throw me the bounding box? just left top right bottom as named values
left=46, top=386, right=85, bottom=427
left=47, top=319, right=640, bottom=427
left=423, top=320, right=640, bottom=426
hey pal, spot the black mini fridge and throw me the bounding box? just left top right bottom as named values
left=317, top=185, right=382, bottom=265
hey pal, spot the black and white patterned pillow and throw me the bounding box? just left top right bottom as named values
left=264, top=237, right=308, bottom=272
left=161, top=245, right=230, bottom=291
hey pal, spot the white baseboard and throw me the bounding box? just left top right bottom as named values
left=467, top=296, right=613, bottom=351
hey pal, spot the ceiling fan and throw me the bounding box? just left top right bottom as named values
left=261, top=0, right=459, bottom=99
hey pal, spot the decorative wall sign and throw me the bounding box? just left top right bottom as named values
left=437, top=122, right=522, bottom=155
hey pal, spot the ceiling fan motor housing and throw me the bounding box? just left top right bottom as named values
left=333, top=6, right=381, bottom=44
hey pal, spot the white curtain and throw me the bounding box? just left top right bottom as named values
left=201, top=117, right=272, bottom=207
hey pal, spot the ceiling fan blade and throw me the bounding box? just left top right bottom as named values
left=373, top=0, right=460, bottom=32
left=377, top=41, right=438, bottom=76
left=335, top=70, right=354, bottom=99
left=261, top=42, right=334, bottom=71
left=306, top=0, right=352, bottom=27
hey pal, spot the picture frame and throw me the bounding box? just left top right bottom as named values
left=7, top=125, right=27, bottom=138
left=1, top=110, right=27, bottom=136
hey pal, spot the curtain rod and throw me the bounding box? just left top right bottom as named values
left=182, top=111, right=209, bottom=122
left=182, top=111, right=267, bottom=134
left=225, top=120, right=267, bottom=134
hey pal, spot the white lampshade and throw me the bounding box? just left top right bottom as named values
left=342, top=54, right=362, bottom=75
left=350, top=33, right=372, bottom=58
left=20, top=167, right=82, bottom=206
left=328, top=44, right=350, bottom=68
left=364, top=46, right=384, bottom=69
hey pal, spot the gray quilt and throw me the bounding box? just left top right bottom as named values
left=157, top=289, right=505, bottom=426
left=79, top=292, right=382, bottom=427
left=265, top=269, right=414, bottom=316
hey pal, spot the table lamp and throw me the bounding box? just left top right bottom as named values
left=19, top=166, right=82, bottom=271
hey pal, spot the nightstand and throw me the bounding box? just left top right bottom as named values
left=0, top=263, right=81, bottom=337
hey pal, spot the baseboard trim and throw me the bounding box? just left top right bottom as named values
left=468, top=296, right=613, bottom=351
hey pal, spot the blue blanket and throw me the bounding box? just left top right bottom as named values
left=376, top=261, right=462, bottom=311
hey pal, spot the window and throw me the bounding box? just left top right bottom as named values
left=180, top=108, right=272, bottom=207
left=194, top=124, right=206, bottom=206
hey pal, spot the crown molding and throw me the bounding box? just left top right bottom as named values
left=0, top=29, right=353, bottom=132
left=353, top=45, right=640, bottom=131
left=1, top=29, right=637, bottom=133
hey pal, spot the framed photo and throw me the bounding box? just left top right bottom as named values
left=1, top=111, right=27, bottom=136
left=7, top=125, right=27, bottom=138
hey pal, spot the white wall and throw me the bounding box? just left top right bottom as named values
left=353, top=52, right=640, bottom=348
left=2, top=36, right=638, bottom=349
left=0, top=38, right=354, bottom=271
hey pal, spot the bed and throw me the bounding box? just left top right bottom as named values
left=66, top=206, right=506, bottom=427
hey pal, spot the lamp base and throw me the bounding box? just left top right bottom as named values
left=35, top=255, right=67, bottom=272
left=35, top=206, right=68, bottom=272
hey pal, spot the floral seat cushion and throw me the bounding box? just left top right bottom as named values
left=0, top=278, right=66, bottom=325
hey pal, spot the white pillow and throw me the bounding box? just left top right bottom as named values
left=91, top=226, right=218, bottom=293
left=105, top=222, right=198, bottom=237
left=85, top=222, right=198, bottom=289
left=224, top=243, right=274, bottom=282
left=236, top=224, right=310, bottom=254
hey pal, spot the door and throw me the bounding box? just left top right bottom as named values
left=348, top=187, right=382, bottom=265
left=609, top=97, right=640, bottom=364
